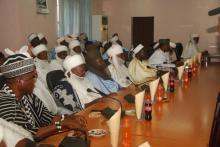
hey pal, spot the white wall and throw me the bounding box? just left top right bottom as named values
left=0, top=0, right=57, bottom=52
left=92, top=0, right=220, bottom=54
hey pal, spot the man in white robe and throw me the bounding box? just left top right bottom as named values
left=32, top=44, right=54, bottom=87
left=181, top=33, right=201, bottom=59
left=128, top=44, right=157, bottom=84
left=63, top=55, right=101, bottom=108
left=148, top=39, right=172, bottom=66
left=106, top=44, right=131, bottom=87
left=50, top=45, right=68, bottom=71
left=69, top=40, right=83, bottom=56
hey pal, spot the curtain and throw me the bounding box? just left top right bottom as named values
left=58, top=0, right=91, bottom=39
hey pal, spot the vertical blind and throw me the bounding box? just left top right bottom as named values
left=57, top=0, right=91, bottom=39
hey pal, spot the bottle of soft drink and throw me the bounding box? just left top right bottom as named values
left=144, top=100, right=152, bottom=121
left=169, top=75, right=175, bottom=92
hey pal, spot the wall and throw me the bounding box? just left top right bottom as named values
left=0, top=0, right=57, bottom=53
left=93, top=0, right=220, bottom=54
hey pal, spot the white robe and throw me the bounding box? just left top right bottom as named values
left=108, top=56, right=131, bottom=87
left=33, top=79, right=58, bottom=114
left=128, top=58, right=157, bottom=84
left=181, top=39, right=200, bottom=59
left=148, top=49, right=170, bottom=65
left=34, top=58, right=54, bottom=87
left=66, top=73, right=101, bottom=108
left=0, top=118, right=33, bottom=147
left=50, top=59, right=64, bottom=71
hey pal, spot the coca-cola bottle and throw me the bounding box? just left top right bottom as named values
left=144, top=100, right=152, bottom=121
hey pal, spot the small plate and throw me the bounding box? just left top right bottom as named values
left=125, top=109, right=136, bottom=116
left=88, top=129, right=107, bottom=138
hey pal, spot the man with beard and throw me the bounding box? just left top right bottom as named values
left=85, top=45, right=120, bottom=95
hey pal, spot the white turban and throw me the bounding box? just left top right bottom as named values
left=63, top=55, right=85, bottom=72
left=107, top=44, right=123, bottom=57
left=71, top=33, right=79, bottom=39
left=110, top=36, right=119, bottom=43
left=170, top=42, right=176, bottom=48
left=102, top=41, right=108, bottom=48
left=55, top=45, right=68, bottom=54
left=28, top=33, right=37, bottom=43
left=191, top=33, right=199, bottom=38
left=37, top=32, right=45, bottom=40
left=69, top=40, right=80, bottom=49
left=56, top=37, right=65, bottom=45
left=32, top=44, right=48, bottom=56
left=65, top=36, right=72, bottom=43
left=133, top=44, right=144, bottom=55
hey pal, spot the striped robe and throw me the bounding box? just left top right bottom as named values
left=0, top=84, right=54, bottom=135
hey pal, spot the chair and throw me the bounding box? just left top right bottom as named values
left=209, top=93, right=220, bottom=147
left=46, top=70, right=65, bottom=93
left=174, top=42, right=183, bottom=61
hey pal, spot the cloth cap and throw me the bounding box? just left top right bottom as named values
left=32, top=44, right=48, bottom=56
left=55, top=45, right=68, bottom=54
left=28, top=33, right=38, bottom=43
left=159, top=39, right=170, bottom=46
left=133, top=44, right=144, bottom=55
left=69, top=40, right=80, bottom=49
left=37, top=33, right=45, bottom=40
left=0, top=54, right=35, bottom=79
left=106, top=44, right=123, bottom=57
left=63, top=55, right=85, bottom=72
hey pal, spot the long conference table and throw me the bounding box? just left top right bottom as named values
left=41, top=63, right=220, bottom=147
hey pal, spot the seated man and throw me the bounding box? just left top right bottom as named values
left=50, top=45, right=68, bottom=71
left=181, top=33, right=201, bottom=59
left=128, top=44, right=157, bottom=84
left=85, top=45, right=120, bottom=95
left=69, top=40, right=83, bottom=56
left=32, top=44, right=54, bottom=86
left=63, top=55, right=101, bottom=108
left=27, top=33, right=41, bottom=48
left=106, top=44, right=131, bottom=87
left=148, top=39, right=172, bottom=66
left=0, top=54, right=86, bottom=140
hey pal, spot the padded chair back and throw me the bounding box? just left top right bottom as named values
left=209, top=93, right=220, bottom=147
left=174, top=42, right=183, bottom=61
left=46, top=70, right=65, bottom=92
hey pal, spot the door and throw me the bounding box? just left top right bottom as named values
left=132, top=17, right=154, bottom=48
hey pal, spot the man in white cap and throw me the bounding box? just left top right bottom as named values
left=148, top=39, right=172, bottom=66
left=181, top=33, right=201, bottom=59
left=63, top=54, right=101, bottom=108
left=69, top=39, right=83, bottom=56
left=27, top=33, right=41, bottom=48
left=128, top=44, right=157, bottom=84
left=50, top=45, right=68, bottom=71
left=107, top=44, right=131, bottom=87
left=32, top=44, right=54, bottom=86
left=37, top=32, right=48, bottom=45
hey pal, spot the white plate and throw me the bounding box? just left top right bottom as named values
left=125, top=109, right=136, bottom=116
left=88, top=129, right=107, bottom=138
